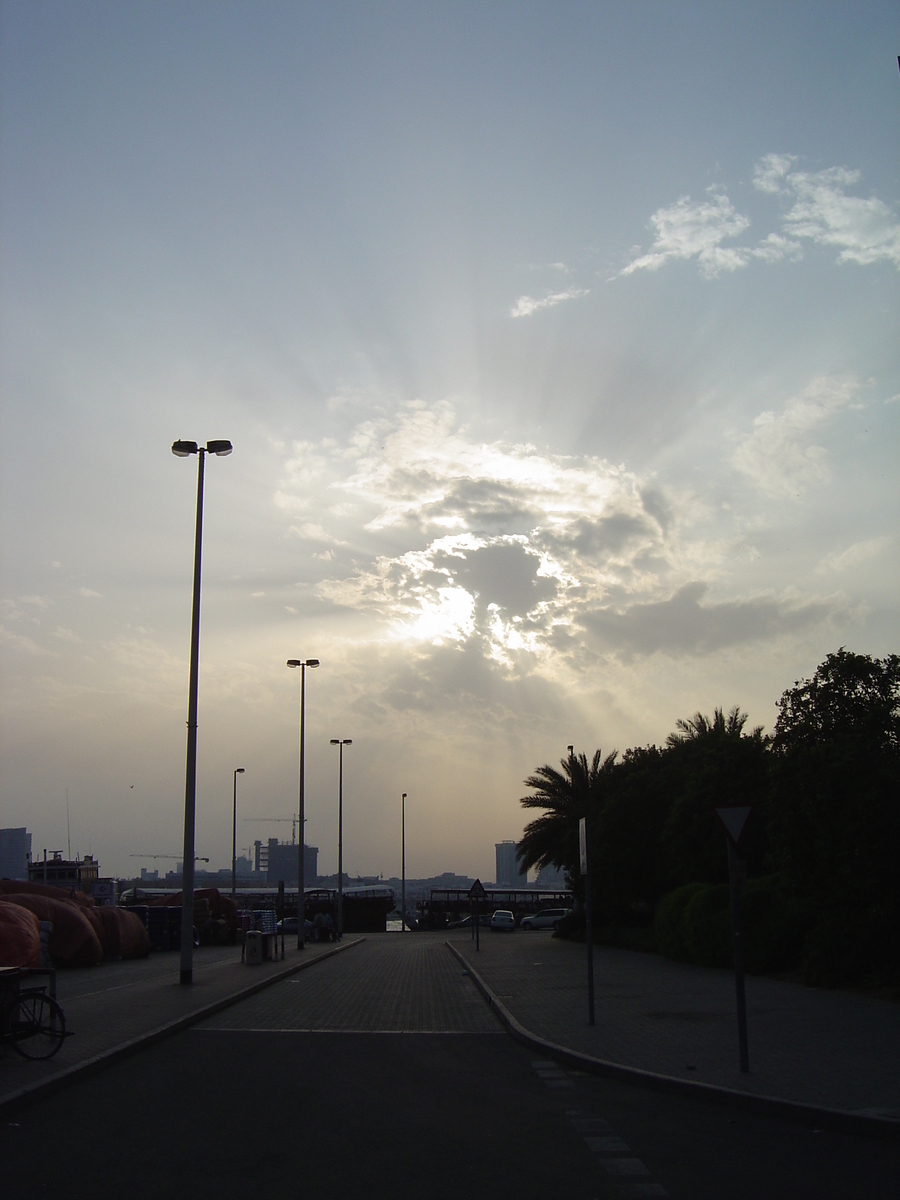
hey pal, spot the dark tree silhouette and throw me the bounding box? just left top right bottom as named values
left=772, top=648, right=900, bottom=752
left=661, top=706, right=769, bottom=887
left=666, top=704, right=761, bottom=746
left=517, top=749, right=618, bottom=885
left=768, top=650, right=900, bottom=984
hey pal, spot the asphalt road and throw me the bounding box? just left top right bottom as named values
left=3, top=938, right=897, bottom=1197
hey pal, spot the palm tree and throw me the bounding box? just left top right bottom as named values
left=517, top=748, right=618, bottom=881
left=661, top=706, right=767, bottom=886
left=666, top=705, right=760, bottom=746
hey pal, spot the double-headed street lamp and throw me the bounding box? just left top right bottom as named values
left=288, top=658, right=319, bottom=949
left=231, top=768, right=245, bottom=900
left=401, top=792, right=407, bottom=932
left=329, top=738, right=352, bottom=937
left=171, top=438, right=232, bottom=985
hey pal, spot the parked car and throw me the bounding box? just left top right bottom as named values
left=519, top=907, right=572, bottom=930
left=490, top=909, right=515, bottom=931
left=446, top=914, right=492, bottom=929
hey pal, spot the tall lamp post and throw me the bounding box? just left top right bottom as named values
left=569, top=743, right=594, bottom=1026
left=329, top=738, right=352, bottom=937
left=288, top=658, right=319, bottom=950
left=231, top=768, right=245, bottom=900
left=401, top=793, right=407, bottom=932
left=171, top=437, right=232, bottom=985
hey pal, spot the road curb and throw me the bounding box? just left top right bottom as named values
left=1, top=937, right=365, bottom=1117
left=446, top=941, right=900, bottom=1142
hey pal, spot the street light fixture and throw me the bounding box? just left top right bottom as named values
left=287, top=658, right=319, bottom=949
left=329, top=738, right=352, bottom=937
left=231, top=768, right=245, bottom=900
left=401, top=793, right=407, bottom=933
left=171, top=437, right=233, bottom=985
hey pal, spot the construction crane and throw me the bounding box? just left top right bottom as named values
left=243, top=816, right=298, bottom=844
left=129, top=854, right=210, bottom=862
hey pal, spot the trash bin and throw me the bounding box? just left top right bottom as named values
left=245, top=930, right=263, bottom=965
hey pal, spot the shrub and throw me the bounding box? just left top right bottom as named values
left=740, top=875, right=812, bottom=975
left=683, top=884, right=731, bottom=967
left=655, top=875, right=813, bottom=974
left=800, top=904, right=896, bottom=987
left=654, top=883, right=705, bottom=961
left=553, top=908, right=583, bottom=940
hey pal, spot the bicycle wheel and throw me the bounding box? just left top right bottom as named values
left=8, top=989, right=66, bottom=1060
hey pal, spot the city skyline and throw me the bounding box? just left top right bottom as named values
left=2, top=3, right=898, bottom=880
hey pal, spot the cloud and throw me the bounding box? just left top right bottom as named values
left=1, top=595, right=54, bottom=627
left=751, top=232, right=803, bottom=263
left=510, top=288, right=589, bottom=317
left=755, top=153, right=900, bottom=268
left=0, top=625, right=51, bottom=655
left=79, top=587, right=102, bottom=598
left=580, top=581, right=844, bottom=658
left=326, top=403, right=639, bottom=539
left=621, top=154, right=900, bottom=280
left=731, top=376, right=858, bottom=498
left=276, top=399, right=860, bottom=670
left=19, top=594, right=52, bottom=609
left=318, top=531, right=574, bottom=665
left=752, top=153, right=795, bottom=194
left=50, top=626, right=81, bottom=642
left=280, top=404, right=676, bottom=659
left=619, top=190, right=751, bottom=279
left=816, top=536, right=893, bottom=575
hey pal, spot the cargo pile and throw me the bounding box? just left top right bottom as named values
left=0, top=879, right=150, bottom=968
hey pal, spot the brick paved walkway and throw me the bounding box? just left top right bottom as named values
left=5, top=931, right=899, bottom=1123
left=449, top=931, right=900, bottom=1116
left=0, top=939, right=350, bottom=1104
left=199, top=933, right=496, bottom=1032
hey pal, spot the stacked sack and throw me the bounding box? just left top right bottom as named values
left=0, top=879, right=149, bottom=967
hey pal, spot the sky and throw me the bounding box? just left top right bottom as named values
left=1, top=2, right=898, bottom=883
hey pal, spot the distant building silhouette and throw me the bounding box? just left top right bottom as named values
left=536, top=862, right=567, bottom=888
left=27, top=851, right=98, bottom=893
left=495, top=840, right=528, bottom=888
left=255, top=837, right=318, bottom=886
left=0, top=827, right=31, bottom=880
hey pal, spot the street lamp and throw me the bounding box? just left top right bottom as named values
left=171, top=437, right=232, bottom=985
left=567, top=742, right=594, bottom=1026
left=329, top=738, right=352, bottom=937
left=401, top=793, right=407, bottom=932
left=288, top=658, right=319, bottom=950
left=231, top=768, right=245, bottom=900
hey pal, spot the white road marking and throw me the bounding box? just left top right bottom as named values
left=601, top=1158, right=651, bottom=1176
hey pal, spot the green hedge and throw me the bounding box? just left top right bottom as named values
left=654, top=883, right=705, bottom=961
left=655, top=875, right=812, bottom=974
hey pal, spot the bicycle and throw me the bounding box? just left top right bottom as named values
left=0, top=967, right=67, bottom=1060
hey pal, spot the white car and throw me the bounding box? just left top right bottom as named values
left=519, top=907, right=572, bottom=930
left=489, top=909, right=515, bottom=931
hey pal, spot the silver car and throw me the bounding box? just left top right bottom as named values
left=519, top=907, right=571, bottom=930
left=489, top=909, right=516, bottom=931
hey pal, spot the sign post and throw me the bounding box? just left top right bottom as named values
left=579, top=817, right=595, bottom=1026
left=714, top=806, right=753, bottom=1074
left=277, top=879, right=285, bottom=960
left=468, top=879, right=486, bottom=953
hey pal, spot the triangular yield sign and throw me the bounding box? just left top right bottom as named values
left=715, top=806, right=753, bottom=846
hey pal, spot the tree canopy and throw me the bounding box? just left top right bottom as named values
left=515, top=648, right=899, bottom=987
